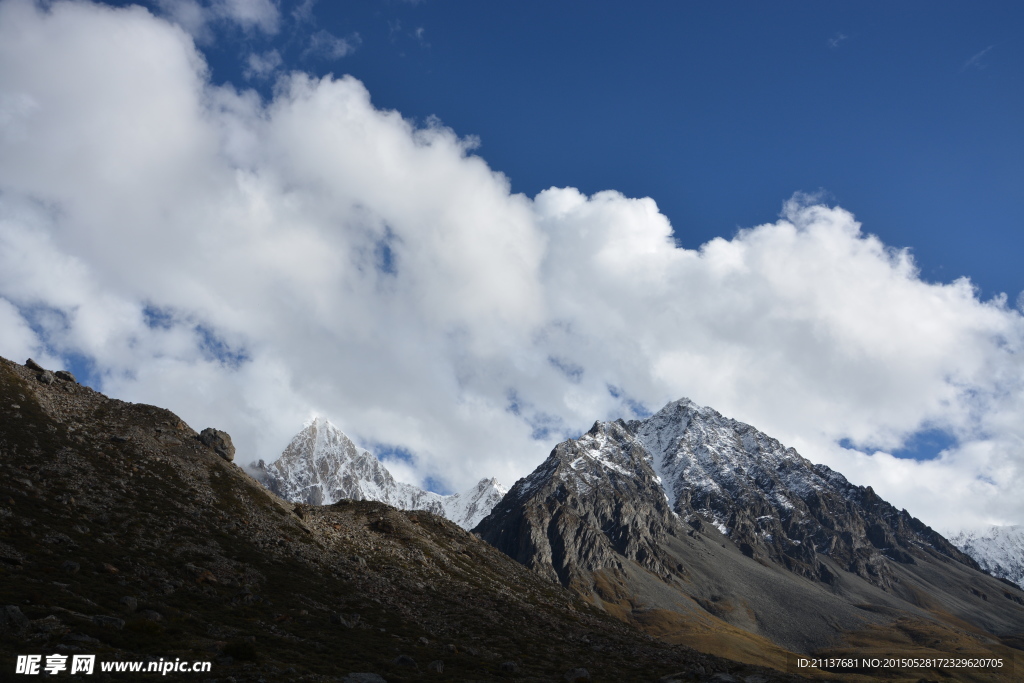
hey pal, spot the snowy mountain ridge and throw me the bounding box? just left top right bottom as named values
left=476, top=397, right=1024, bottom=657
left=620, top=397, right=974, bottom=587
left=632, top=398, right=841, bottom=534
left=946, top=525, right=1024, bottom=588
left=254, top=417, right=505, bottom=530
left=627, top=398, right=1014, bottom=586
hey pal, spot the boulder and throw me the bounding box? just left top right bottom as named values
left=199, top=428, right=235, bottom=462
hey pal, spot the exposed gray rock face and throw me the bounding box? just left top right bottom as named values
left=23, top=359, right=77, bottom=385
left=199, top=427, right=235, bottom=462
left=476, top=396, right=1024, bottom=656
left=479, top=397, right=982, bottom=594
left=631, top=399, right=975, bottom=590
left=476, top=420, right=680, bottom=587
left=255, top=418, right=505, bottom=529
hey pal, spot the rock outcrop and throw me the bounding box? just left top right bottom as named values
left=198, top=427, right=235, bottom=462
left=477, top=420, right=679, bottom=588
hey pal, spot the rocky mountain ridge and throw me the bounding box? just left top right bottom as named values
left=476, top=397, right=1024, bottom=674
left=478, top=420, right=681, bottom=589
left=254, top=417, right=505, bottom=529
left=630, top=398, right=975, bottom=589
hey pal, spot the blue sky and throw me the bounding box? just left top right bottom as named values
left=172, top=0, right=1023, bottom=299
left=1, top=0, right=1022, bottom=529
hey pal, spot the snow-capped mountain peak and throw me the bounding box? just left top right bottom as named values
left=475, top=397, right=1024, bottom=657
left=440, top=477, right=507, bottom=530
left=255, top=419, right=504, bottom=529
left=946, top=525, right=1024, bottom=588
left=624, top=398, right=975, bottom=588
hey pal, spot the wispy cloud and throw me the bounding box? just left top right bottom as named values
left=828, top=32, right=848, bottom=49
left=216, top=0, right=280, bottom=34
left=961, top=45, right=995, bottom=72
left=244, top=49, right=282, bottom=80
left=303, top=29, right=361, bottom=60
left=155, top=0, right=281, bottom=39
left=292, top=0, right=316, bottom=24
left=414, top=26, right=429, bottom=48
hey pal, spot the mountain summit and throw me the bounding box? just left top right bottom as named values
left=631, top=398, right=975, bottom=588
left=255, top=417, right=505, bottom=529
left=476, top=397, right=1024, bottom=667
left=475, top=419, right=680, bottom=589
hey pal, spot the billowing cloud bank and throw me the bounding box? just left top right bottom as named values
left=1, top=0, right=1021, bottom=531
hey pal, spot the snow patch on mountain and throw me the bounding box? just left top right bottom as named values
left=631, top=398, right=831, bottom=532
left=439, top=477, right=508, bottom=530
left=254, top=417, right=505, bottom=529
left=618, top=397, right=975, bottom=590
left=946, top=525, right=1024, bottom=587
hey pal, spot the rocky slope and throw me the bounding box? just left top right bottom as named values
left=476, top=398, right=1024, bottom=677
left=254, top=417, right=505, bottom=529
left=0, top=356, right=794, bottom=682
left=632, top=399, right=976, bottom=590
left=479, top=420, right=681, bottom=590
left=947, top=525, right=1024, bottom=588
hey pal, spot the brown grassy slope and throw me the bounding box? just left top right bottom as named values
left=0, top=356, right=804, bottom=682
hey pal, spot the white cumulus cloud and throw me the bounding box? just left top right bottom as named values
left=0, top=0, right=1021, bottom=532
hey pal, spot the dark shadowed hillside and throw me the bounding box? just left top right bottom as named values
left=0, top=356, right=802, bottom=682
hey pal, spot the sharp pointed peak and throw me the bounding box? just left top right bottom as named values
left=649, top=396, right=724, bottom=421
left=665, top=396, right=700, bottom=411
left=302, top=415, right=341, bottom=431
